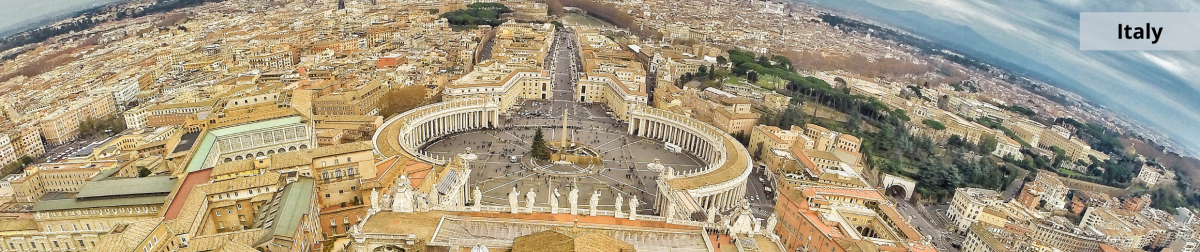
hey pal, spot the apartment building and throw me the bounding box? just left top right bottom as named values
left=948, top=188, right=1004, bottom=232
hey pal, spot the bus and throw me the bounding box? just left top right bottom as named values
left=664, top=143, right=681, bottom=153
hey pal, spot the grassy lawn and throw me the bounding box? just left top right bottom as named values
left=724, top=76, right=746, bottom=86
left=1056, top=168, right=1081, bottom=176
left=758, top=74, right=785, bottom=89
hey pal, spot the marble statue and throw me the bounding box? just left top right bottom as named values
left=766, top=213, right=778, bottom=233
left=370, top=188, right=380, bottom=211
left=525, top=190, right=537, bottom=213
left=665, top=166, right=675, bottom=179
left=549, top=188, right=561, bottom=214
left=381, top=192, right=392, bottom=210
left=664, top=201, right=676, bottom=219
left=568, top=186, right=580, bottom=215
left=588, top=190, right=600, bottom=216
left=614, top=194, right=624, bottom=217
left=393, top=175, right=415, bottom=213
left=416, top=194, right=428, bottom=211
left=508, top=187, right=519, bottom=214
left=628, top=195, right=637, bottom=220
left=427, top=190, right=439, bottom=210
left=473, top=186, right=482, bottom=211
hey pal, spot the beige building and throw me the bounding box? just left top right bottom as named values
left=12, top=125, right=45, bottom=158
left=0, top=133, right=17, bottom=166
left=1134, top=164, right=1162, bottom=187
left=144, top=100, right=215, bottom=128
left=947, top=188, right=1004, bottom=232
left=748, top=124, right=810, bottom=156
left=1016, top=172, right=1069, bottom=211
left=964, top=223, right=1010, bottom=252
left=442, top=22, right=558, bottom=115
left=1032, top=217, right=1104, bottom=252
left=40, top=95, right=117, bottom=146
left=1080, top=207, right=1165, bottom=249
left=10, top=160, right=122, bottom=203
left=712, top=97, right=760, bottom=135
left=574, top=28, right=649, bottom=121
left=992, top=133, right=1023, bottom=160
left=311, top=142, right=376, bottom=209
left=1038, top=125, right=1105, bottom=163
left=1004, top=118, right=1045, bottom=147
left=0, top=172, right=174, bottom=252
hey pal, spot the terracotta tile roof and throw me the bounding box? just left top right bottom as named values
left=211, top=159, right=255, bottom=178
left=166, top=187, right=208, bottom=232
left=306, top=141, right=373, bottom=158
left=180, top=229, right=269, bottom=252
left=92, top=218, right=164, bottom=252
left=878, top=205, right=923, bottom=242
left=512, top=228, right=635, bottom=252
left=164, top=168, right=212, bottom=221
left=800, top=186, right=886, bottom=202
left=199, top=172, right=280, bottom=195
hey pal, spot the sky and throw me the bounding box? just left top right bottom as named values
left=0, top=0, right=125, bottom=36
left=794, top=0, right=1200, bottom=155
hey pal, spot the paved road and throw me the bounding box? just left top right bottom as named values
left=743, top=169, right=775, bottom=225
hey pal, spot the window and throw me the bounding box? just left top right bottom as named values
left=216, top=211, right=221, bottom=216
left=237, top=204, right=243, bottom=210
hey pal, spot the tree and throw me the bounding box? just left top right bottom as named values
left=546, top=0, right=564, bottom=16
left=379, top=85, right=428, bottom=117
left=892, top=109, right=910, bottom=121
left=18, top=156, right=32, bottom=165
left=1050, top=146, right=1067, bottom=168
left=978, top=134, right=999, bottom=155
left=776, top=105, right=805, bottom=129
left=716, top=56, right=727, bottom=65
left=138, top=167, right=152, bottom=177
left=747, top=71, right=759, bottom=84
left=531, top=128, right=551, bottom=160
left=922, top=119, right=946, bottom=130
left=834, top=77, right=848, bottom=87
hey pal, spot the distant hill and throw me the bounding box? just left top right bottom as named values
left=1123, top=137, right=1200, bottom=188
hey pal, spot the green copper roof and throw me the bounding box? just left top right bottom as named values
left=184, top=116, right=304, bottom=173
left=32, top=195, right=166, bottom=211
left=253, top=177, right=315, bottom=246
left=75, top=176, right=175, bottom=199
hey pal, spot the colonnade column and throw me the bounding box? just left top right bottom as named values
left=639, top=118, right=647, bottom=137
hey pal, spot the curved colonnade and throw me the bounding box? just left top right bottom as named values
left=628, top=106, right=751, bottom=214
left=372, top=98, right=501, bottom=165
left=371, top=98, right=750, bottom=215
